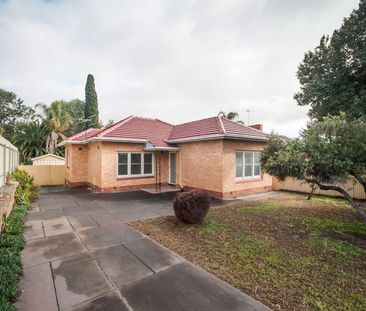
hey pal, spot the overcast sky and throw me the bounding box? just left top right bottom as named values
left=0, top=0, right=360, bottom=137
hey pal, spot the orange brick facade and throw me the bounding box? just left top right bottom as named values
left=65, top=139, right=271, bottom=198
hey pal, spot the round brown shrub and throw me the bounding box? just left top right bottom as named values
left=173, top=189, right=210, bottom=224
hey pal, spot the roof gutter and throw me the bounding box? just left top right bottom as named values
left=88, top=137, right=147, bottom=143
left=144, top=146, right=180, bottom=152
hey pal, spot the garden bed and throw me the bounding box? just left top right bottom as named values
left=130, top=193, right=366, bottom=311
left=0, top=170, right=39, bottom=310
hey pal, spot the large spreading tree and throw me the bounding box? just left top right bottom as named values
left=261, top=114, right=366, bottom=222
left=0, top=88, right=35, bottom=140
left=84, top=74, right=99, bottom=128
left=294, top=0, right=366, bottom=120
left=262, top=1, right=366, bottom=222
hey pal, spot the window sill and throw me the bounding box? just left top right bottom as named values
left=235, top=177, right=262, bottom=184
left=117, top=175, right=154, bottom=181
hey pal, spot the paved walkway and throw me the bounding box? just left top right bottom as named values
left=17, top=187, right=271, bottom=311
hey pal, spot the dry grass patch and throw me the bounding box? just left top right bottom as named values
left=130, top=193, right=366, bottom=311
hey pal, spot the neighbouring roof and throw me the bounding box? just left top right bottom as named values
left=31, top=153, right=65, bottom=161
left=60, top=115, right=267, bottom=147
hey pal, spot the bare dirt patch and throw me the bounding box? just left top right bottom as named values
left=130, top=193, right=366, bottom=311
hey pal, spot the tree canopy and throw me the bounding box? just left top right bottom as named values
left=0, top=88, right=35, bottom=140
left=261, top=114, right=366, bottom=222
left=218, top=111, right=239, bottom=121
left=84, top=74, right=99, bottom=128
left=64, top=99, right=86, bottom=136
left=12, top=121, right=48, bottom=163
left=295, top=0, right=366, bottom=120
left=36, top=101, right=73, bottom=155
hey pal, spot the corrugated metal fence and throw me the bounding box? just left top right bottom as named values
left=0, top=136, right=19, bottom=188
left=273, top=177, right=365, bottom=200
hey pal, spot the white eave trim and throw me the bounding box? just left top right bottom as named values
left=58, top=137, right=148, bottom=147
left=58, top=140, right=88, bottom=147
left=166, top=133, right=268, bottom=143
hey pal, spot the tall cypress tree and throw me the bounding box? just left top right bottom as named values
left=84, top=74, right=99, bottom=129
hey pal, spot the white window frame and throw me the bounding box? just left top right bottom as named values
left=235, top=151, right=261, bottom=180
left=117, top=152, right=154, bottom=178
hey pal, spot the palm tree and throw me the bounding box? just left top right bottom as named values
left=13, top=121, right=48, bottom=163
left=218, top=111, right=239, bottom=121
left=36, top=101, right=73, bottom=154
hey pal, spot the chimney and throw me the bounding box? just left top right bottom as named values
left=249, top=124, right=263, bottom=132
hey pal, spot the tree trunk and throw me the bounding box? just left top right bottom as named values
left=306, top=178, right=366, bottom=223
left=46, top=135, right=52, bottom=154
left=46, top=131, right=59, bottom=154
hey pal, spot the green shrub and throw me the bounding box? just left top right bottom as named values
left=4, top=205, right=28, bottom=235
left=0, top=179, right=33, bottom=309
left=10, top=169, right=39, bottom=204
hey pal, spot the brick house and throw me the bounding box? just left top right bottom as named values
left=60, top=115, right=272, bottom=198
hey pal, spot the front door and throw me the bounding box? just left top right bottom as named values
left=169, top=152, right=176, bottom=185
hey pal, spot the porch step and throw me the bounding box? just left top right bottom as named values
left=139, top=186, right=180, bottom=194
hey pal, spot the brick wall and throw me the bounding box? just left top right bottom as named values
left=87, top=142, right=102, bottom=188
left=179, top=140, right=224, bottom=193
left=100, top=142, right=169, bottom=190
left=65, top=139, right=271, bottom=198
left=65, top=144, right=88, bottom=186
left=177, top=139, right=271, bottom=198
left=222, top=140, right=272, bottom=197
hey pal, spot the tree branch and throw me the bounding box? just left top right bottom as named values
left=306, top=178, right=366, bottom=223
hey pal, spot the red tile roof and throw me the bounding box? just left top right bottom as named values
left=96, top=116, right=174, bottom=147
left=67, top=128, right=105, bottom=142
left=63, top=115, right=267, bottom=147
left=221, top=117, right=267, bottom=139
left=167, top=116, right=267, bottom=142
left=167, top=117, right=224, bottom=141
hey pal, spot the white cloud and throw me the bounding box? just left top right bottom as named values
left=0, top=0, right=360, bottom=137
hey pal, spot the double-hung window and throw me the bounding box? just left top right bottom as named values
left=117, top=152, right=153, bottom=177
left=236, top=151, right=261, bottom=179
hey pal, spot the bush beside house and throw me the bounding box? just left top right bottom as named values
left=0, top=170, right=39, bottom=311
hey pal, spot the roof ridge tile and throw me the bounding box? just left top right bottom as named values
left=218, top=116, right=226, bottom=134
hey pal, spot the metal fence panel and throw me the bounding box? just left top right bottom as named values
left=0, top=136, right=19, bottom=188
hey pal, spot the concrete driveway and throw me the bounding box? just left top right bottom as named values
left=17, top=186, right=270, bottom=311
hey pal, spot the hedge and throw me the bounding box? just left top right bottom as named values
left=0, top=170, right=39, bottom=310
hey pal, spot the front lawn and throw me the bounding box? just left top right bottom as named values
left=130, top=193, right=366, bottom=311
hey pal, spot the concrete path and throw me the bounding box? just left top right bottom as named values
left=17, top=186, right=271, bottom=311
